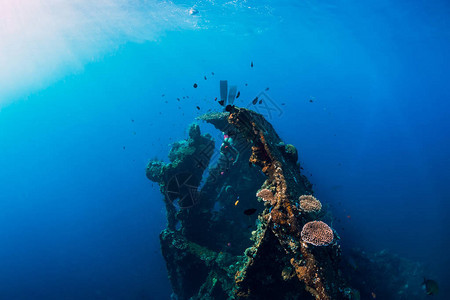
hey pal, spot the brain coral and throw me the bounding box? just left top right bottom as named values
left=299, top=195, right=322, bottom=213
left=301, top=221, right=334, bottom=246
left=256, top=189, right=276, bottom=205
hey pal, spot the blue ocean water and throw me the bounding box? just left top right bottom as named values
left=0, top=0, right=449, bottom=299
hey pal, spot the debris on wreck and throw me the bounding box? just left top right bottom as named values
left=146, top=106, right=357, bottom=299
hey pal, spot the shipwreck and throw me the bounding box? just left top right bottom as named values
left=146, top=105, right=425, bottom=299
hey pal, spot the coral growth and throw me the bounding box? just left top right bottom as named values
left=301, top=221, right=334, bottom=246
left=256, top=188, right=276, bottom=205
left=284, top=144, right=298, bottom=162
left=299, top=195, right=322, bottom=213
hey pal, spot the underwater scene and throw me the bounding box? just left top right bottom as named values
left=0, top=0, right=449, bottom=299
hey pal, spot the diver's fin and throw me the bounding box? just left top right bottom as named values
left=220, top=80, right=228, bottom=106
left=228, top=85, right=237, bottom=105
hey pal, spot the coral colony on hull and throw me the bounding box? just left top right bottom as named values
left=147, top=106, right=427, bottom=299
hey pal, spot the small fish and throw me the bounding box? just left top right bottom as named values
left=252, top=97, right=258, bottom=105
left=211, top=72, right=215, bottom=75
left=309, top=99, right=313, bottom=103
left=193, top=83, right=198, bottom=88
left=259, top=100, right=262, bottom=104
left=218, top=100, right=225, bottom=106
left=236, top=91, right=240, bottom=98
left=161, top=94, right=165, bottom=97
left=204, top=76, right=207, bottom=80
left=422, top=278, right=439, bottom=295
left=265, top=87, right=269, bottom=91
left=244, top=208, right=257, bottom=215
left=371, top=292, right=376, bottom=299
left=235, top=200, right=239, bottom=206
left=281, top=103, right=286, bottom=105
left=245, top=83, right=248, bottom=86
left=196, top=106, right=200, bottom=110
left=251, top=61, right=253, bottom=68
left=214, top=97, right=217, bottom=101
left=123, top=146, right=126, bottom=150
left=177, top=98, right=180, bottom=101
left=131, top=119, right=134, bottom=122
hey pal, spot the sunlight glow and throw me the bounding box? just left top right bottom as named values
left=0, top=0, right=195, bottom=105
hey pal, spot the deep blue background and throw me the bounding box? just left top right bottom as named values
left=1, top=0, right=449, bottom=298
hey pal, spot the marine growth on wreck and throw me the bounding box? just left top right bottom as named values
left=146, top=105, right=360, bottom=299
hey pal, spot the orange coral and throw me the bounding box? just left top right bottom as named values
left=301, top=221, right=334, bottom=246
left=270, top=209, right=288, bottom=225
left=290, top=258, right=307, bottom=281
left=299, top=195, right=322, bottom=213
